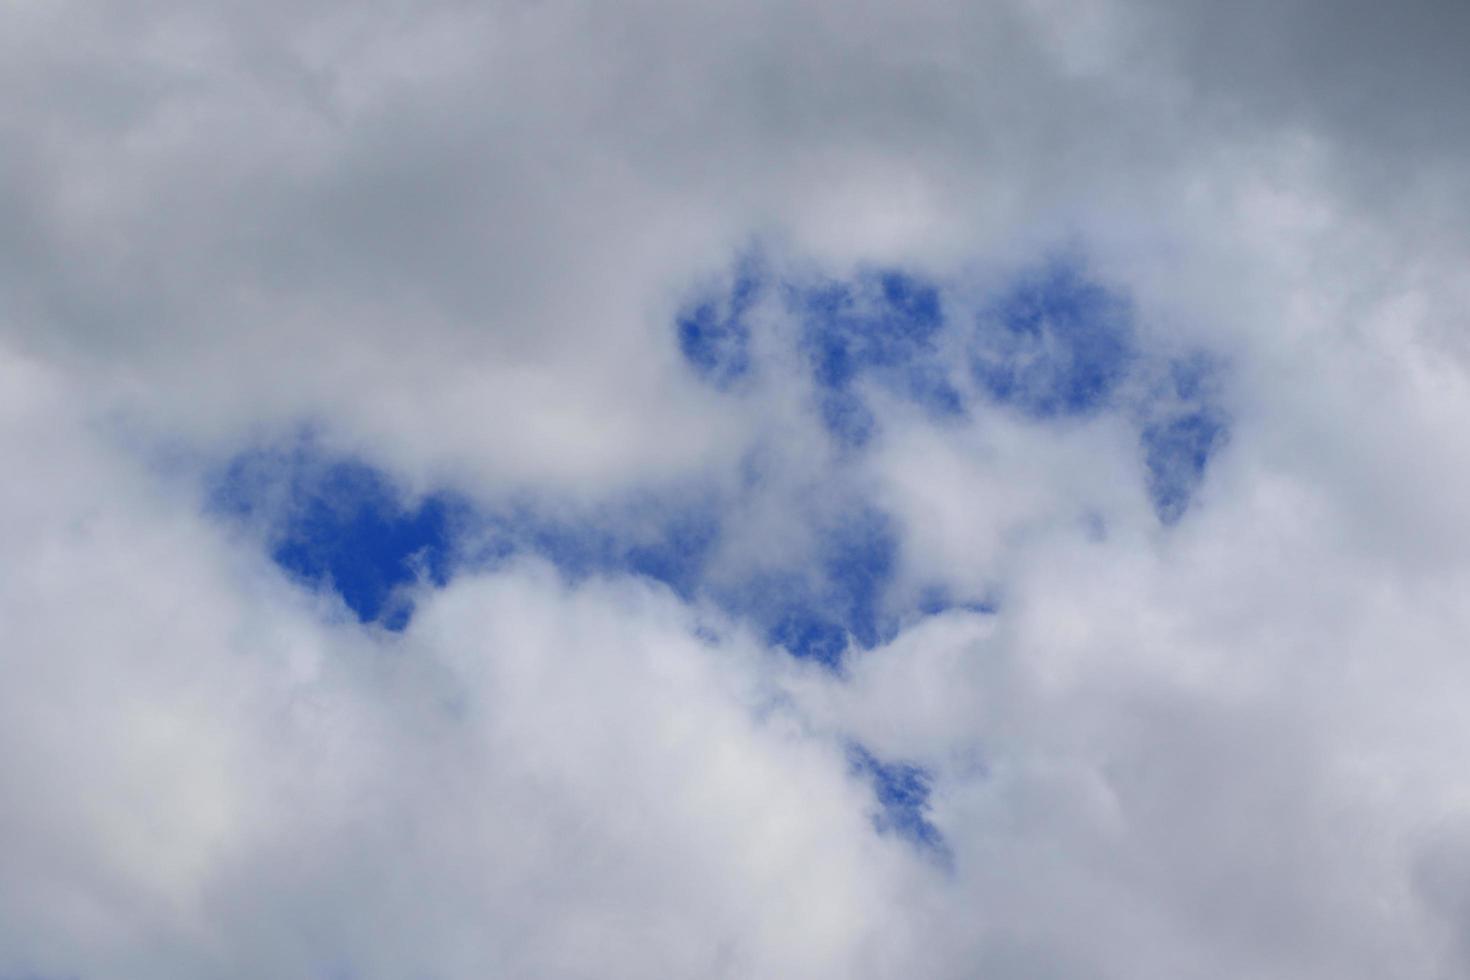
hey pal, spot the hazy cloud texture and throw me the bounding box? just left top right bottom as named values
left=4, top=1, right=1470, bottom=977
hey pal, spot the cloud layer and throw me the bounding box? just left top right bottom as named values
left=5, top=1, right=1470, bottom=977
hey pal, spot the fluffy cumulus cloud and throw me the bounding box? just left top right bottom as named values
left=5, top=0, right=1470, bottom=976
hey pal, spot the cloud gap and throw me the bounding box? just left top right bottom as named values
left=681, top=250, right=1231, bottom=523
left=848, top=743, right=952, bottom=866
left=209, top=446, right=917, bottom=659
left=207, top=252, right=1231, bottom=642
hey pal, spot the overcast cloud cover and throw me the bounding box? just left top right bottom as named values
left=5, top=0, right=1470, bottom=976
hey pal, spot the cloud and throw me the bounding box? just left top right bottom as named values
left=5, top=0, right=1470, bottom=976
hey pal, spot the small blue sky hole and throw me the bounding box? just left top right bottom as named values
left=794, top=267, right=959, bottom=443
left=819, top=507, right=898, bottom=649
left=1138, top=353, right=1231, bottom=524
left=676, top=259, right=762, bottom=388
left=211, top=452, right=458, bottom=631
left=677, top=258, right=963, bottom=446
left=916, top=584, right=997, bottom=618
left=213, top=443, right=977, bottom=665
left=848, top=744, right=951, bottom=864
left=767, top=606, right=850, bottom=669
left=722, top=508, right=901, bottom=668
left=818, top=389, right=878, bottom=450
left=973, top=259, right=1134, bottom=418
left=1142, top=409, right=1228, bottom=525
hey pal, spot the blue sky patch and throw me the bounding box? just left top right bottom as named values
left=679, top=260, right=964, bottom=448
left=1142, top=408, right=1229, bottom=524
left=216, top=451, right=907, bottom=665
left=720, top=506, right=900, bottom=668
left=972, top=259, right=1134, bottom=418
left=817, top=388, right=878, bottom=450
left=212, top=452, right=457, bottom=630
left=795, top=269, right=946, bottom=389
left=676, top=258, right=762, bottom=389
left=916, top=584, right=998, bottom=618
left=766, top=601, right=850, bottom=668
left=213, top=449, right=733, bottom=634
left=849, top=744, right=951, bottom=864
left=817, top=507, right=898, bottom=650
left=621, top=510, right=723, bottom=601
left=724, top=572, right=861, bottom=670
left=213, top=440, right=737, bottom=632
left=1138, top=354, right=1231, bottom=524
left=794, top=268, right=962, bottom=442
left=502, top=501, right=722, bottom=602
left=213, top=252, right=1227, bottom=641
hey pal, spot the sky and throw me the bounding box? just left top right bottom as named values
left=3, top=1, right=1470, bottom=977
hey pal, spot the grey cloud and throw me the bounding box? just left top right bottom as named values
left=5, top=0, right=1470, bottom=976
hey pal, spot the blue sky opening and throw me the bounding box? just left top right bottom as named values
left=213, top=452, right=458, bottom=630
left=972, top=259, right=1135, bottom=418
left=849, top=743, right=951, bottom=865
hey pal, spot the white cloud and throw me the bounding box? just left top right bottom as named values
left=5, top=0, right=1470, bottom=976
